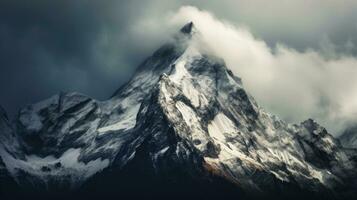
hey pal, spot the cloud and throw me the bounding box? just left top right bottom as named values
left=169, top=6, right=357, bottom=134
left=0, top=0, right=175, bottom=115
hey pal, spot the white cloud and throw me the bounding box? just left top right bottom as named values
left=168, top=6, right=357, bottom=135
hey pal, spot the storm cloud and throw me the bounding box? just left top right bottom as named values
left=1, top=1, right=357, bottom=134
left=0, top=0, right=176, bottom=115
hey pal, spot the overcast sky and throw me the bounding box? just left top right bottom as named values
left=1, top=0, right=357, bottom=134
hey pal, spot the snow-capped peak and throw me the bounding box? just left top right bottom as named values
left=1, top=22, right=357, bottom=199
left=180, top=21, right=196, bottom=35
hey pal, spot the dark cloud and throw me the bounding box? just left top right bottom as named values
left=0, top=0, right=159, bottom=116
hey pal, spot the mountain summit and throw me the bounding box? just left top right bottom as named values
left=180, top=21, right=195, bottom=34
left=1, top=23, right=357, bottom=199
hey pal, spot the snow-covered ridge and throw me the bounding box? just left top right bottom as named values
left=155, top=41, right=356, bottom=193
left=0, top=23, right=194, bottom=188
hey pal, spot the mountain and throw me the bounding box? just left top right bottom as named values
left=1, top=22, right=357, bottom=200
left=340, top=125, right=357, bottom=149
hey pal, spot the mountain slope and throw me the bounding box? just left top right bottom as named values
left=0, top=23, right=192, bottom=191
left=340, top=125, right=357, bottom=148
left=1, top=22, right=357, bottom=199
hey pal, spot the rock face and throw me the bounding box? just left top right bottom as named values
left=340, top=125, right=357, bottom=149
left=1, top=23, right=357, bottom=199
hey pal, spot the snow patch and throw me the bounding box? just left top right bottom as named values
left=98, top=103, right=141, bottom=134
left=175, top=101, right=209, bottom=151
left=18, top=112, right=43, bottom=132
left=170, top=59, right=190, bottom=83
left=169, top=45, right=208, bottom=108
left=208, top=113, right=237, bottom=141
left=0, top=147, right=109, bottom=184
left=175, top=101, right=199, bottom=128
